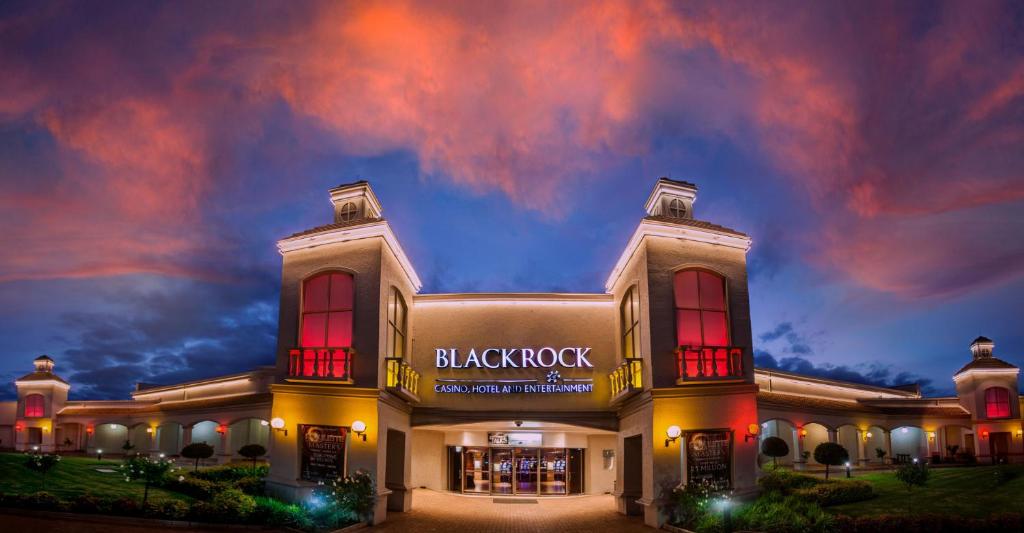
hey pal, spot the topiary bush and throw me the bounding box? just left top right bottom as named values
left=761, top=436, right=790, bottom=467
left=154, top=499, right=189, bottom=520
left=161, top=473, right=218, bottom=500
left=238, top=444, right=267, bottom=472
left=180, top=442, right=215, bottom=472
left=758, top=468, right=820, bottom=494
left=813, top=442, right=850, bottom=480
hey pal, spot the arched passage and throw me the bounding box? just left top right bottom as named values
left=891, top=425, right=926, bottom=462
left=864, top=426, right=887, bottom=463
left=190, top=420, right=222, bottom=455
left=156, top=422, right=183, bottom=456
left=128, top=423, right=151, bottom=453
left=758, top=419, right=797, bottom=466
left=228, top=418, right=270, bottom=457
left=802, top=422, right=831, bottom=465
left=93, top=423, right=128, bottom=454
left=836, top=425, right=860, bottom=463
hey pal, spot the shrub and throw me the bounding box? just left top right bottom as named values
left=322, top=469, right=376, bottom=524
left=993, top=464, right=1017, bottom=487
left=189, top=488, right=256, bottom=523
left=738, top=493, right=834, bottom=533
left=162, top=473, right=218, bottom=500
left=181, top=442, right=215, bottom=472
left=758, top=468, right=820, bottom=494
left=661, top=482, right=710, bottom=528
left=761, top=436, right=790, bottom=467
left=794, top=480, right=875, bottom=506
left=251, top=496, right=313, bottom=529
left=895, top=461, right=929, bottom=491
left=69, top=493, right=105, bottom=514
left=112, top=496, right=142, bottom=516
left=24, top=452, right=61, bottom=490
left=20, top=491, right=62, bottom=510
left=154, top=499, right=189, bottom=520
left=875, top=448, right=887, bottom=461
left=234, top=476, right=265, bottom=496
left=813, top=442, right=850, bottom=480
left=121, top=455, right=177, bottom=506
left=192, top=464, right=268, bottom=482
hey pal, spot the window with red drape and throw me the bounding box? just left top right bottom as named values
left=24, top=394, right=44, bottom=417
left=299, top=272, right=354, bottom=377
left=674, top=269, right=730, bottom=377
left=985, top=387, right=1011, bottom=418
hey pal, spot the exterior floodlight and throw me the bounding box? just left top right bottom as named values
left=352, top=420, right=368, bottom=442
left=665, top=425, right=682, bottom=447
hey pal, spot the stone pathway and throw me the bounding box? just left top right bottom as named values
left=372, top=489, right=652, bottom=532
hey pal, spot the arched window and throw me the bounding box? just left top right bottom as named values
left=386, top=287, right=408, bottom=358
left=675, top=269, right=739, bottom=379
left=668, top=198, right=687, bottom=218
left=24, top=394, right=44, bottom=418
left=985, top=387, right=1011, bottom=418
left=620, top=285, right=640, bottom=359
left=293, top=271, right=354, bottom=379
left=338, top=202, right=358, bottom=221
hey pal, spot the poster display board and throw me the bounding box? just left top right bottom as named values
left=685, top=430, right=732, bottom=489
left=299, top=424, right=348, bottom=482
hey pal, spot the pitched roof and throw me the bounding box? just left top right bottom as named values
left=16, top=371, right=68, bottom=385
left=284, top=217, right=383, bottom=239
left=972, top=336, right=993, bottom=344
left=757, top=391, right=970, bottom=418
left=658, top=177, right=698, bottom=189
left=955, top=356, right=1017, bottom=375
left=58, top=392, right=272, bottom=417
left=643, top=215, right=749, bottom=238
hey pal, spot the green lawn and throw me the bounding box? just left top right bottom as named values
left=830, top=465, right=1024, bottom=517
left=0, top=453, right=190, bottom=503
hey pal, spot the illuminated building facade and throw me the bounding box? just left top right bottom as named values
left=0, top=179, right=1020, bottom=528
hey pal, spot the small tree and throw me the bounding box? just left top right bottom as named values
left=181, top=442, right=215, bottom=472
left=120, top=455, right=176, bottom=507
left=62, top=437, right=73, bottom=451
left=760, top=436, right=790, bottom=467
left=122, top=440, right=135, bottom=453
left=323, top=469, right=376, bottom=524
left=238, top=443, right=267, bottom=472
left=24, top=451, right=61, bottom=490
left=895, top=461, right=929, bottom=512
left=813, top=442, right=849, bottom=480
left=875, top=447, right=887, bottom=463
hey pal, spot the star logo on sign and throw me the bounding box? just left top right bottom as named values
left=546, top=370, right=561, bottom=384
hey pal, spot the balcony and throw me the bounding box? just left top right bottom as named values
left=385, top=357, right=421, bottom=403
left=609, top=358, right=643, bottom=405
left=287, top=347, right=354, bottom=383
left=675, top=346, right=744, bottom=383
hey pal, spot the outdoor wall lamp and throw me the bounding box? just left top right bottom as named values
left=927, top=431, right=935, bottom=442
left=982, top=430, right=990, bottom=439
left=15, top=423, right=23, bottom=432
left=864, top=431, right=872, bottom=441
left=86, top=425, right=94, bottom=435
left=799, top=428, right=808, bottom=439
left=352, top=420, right=367, bottom=442
left=665, top=425, right=682, bottom=447
left=270, top=417, right=288, bottom=436
left=744, top=423, right=760, bottom=442
left=146, top=427, right=154, bottom=434
left=1017, top=430, right=1022, bottom=438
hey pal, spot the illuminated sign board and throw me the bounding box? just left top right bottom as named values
left=434, top=346, right=595, bottom=395
left=488, top=432, right=543, bottom=446
left=686, top=430, right=732, bottom=490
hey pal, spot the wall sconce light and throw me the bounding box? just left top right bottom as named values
left=982, top=430, right=990, bottom=439
left=745, top=423, right=760, bottom=442
left=799, top=428, right=808, bottom=439
left=146, top=427, right=154, bottom=434
left=31, top=445, right=39, bottom=451
left=15, top=423, right=23, bottom=432
left=270, top=417, right=288, bottom=437
left=216, top=424, right=227, bottom=434
left=1016, top=430, right=1022, bottom=438
left=352, top=420, right=367, bottom=442
left=260, top=419, right=269, bottom=427
left=927, top=431, right=935, bottom=442
left=86, top=425, right=94, bottom=435
left=665, top=425, right=682, bottom=447
left=42, top=425, right=50, bottom=433
left=864, top=431, right=873, bottom=440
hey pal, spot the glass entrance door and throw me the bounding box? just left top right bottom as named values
left=491, top=449, right=514, bottom=495
left=462, top=447, right=490, bottom=493
left=514, top=448, right=539, bottom=495
left=540, top=449, right=567, bottom=495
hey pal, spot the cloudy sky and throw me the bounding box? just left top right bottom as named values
left=1, top=0, right=1022, bottom=399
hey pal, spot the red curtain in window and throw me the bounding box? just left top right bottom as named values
left=674, top=270, right=729, bottom=347
left=24, top=394, right=44, bottom=417
left=300, top=272, right=353, bottom=348
left=985, top=387, right=1010, bottom=418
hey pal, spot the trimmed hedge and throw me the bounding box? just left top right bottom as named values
left=833, top=513, right=1024, bottom=532
left=794, top=480, right=875, bottom=506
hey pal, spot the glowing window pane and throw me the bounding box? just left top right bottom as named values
left=303, top=275, right=330, bottom=312
left=326, top=311, right=353, bottom=347
left=24, top=394, right=44, bottom=418
left=676, top=310, right=702, bottom=346
left=698, top=271, right=726, bottom=311
left=301, top=313, right=327, bottom=347
left=329, top=273, right=354, bottom=311
left=702, top=311, right=729, bottom=346
left=673, top=271, right=699, bottom=308
left=986, top=387, right=1010, bottom=418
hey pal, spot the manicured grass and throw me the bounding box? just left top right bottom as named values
left=830, top=465, right=1024, bottom=517
left=0, top=453, right=190, bottom=503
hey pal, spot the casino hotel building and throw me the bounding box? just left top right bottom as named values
left=2, top=179, right=1020, bottom=528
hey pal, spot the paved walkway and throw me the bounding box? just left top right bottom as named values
left=373, top=489, right=652, bottom=532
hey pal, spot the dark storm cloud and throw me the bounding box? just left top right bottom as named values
left=754, top=350, right=937, bottom=395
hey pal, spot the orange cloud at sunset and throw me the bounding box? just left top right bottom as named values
left=0, top=0, right=1021, bottom=298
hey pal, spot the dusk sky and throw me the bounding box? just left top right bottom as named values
left=1, top=0, right=1022, bottom=400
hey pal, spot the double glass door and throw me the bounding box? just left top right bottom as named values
left=458, top=447, right=573, bottom=495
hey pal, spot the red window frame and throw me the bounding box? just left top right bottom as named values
left=985, top=387, right=1011, bottom=419
left=24, top=394, right=44, bottom=418
left=299, top=272, right=354, bottom=349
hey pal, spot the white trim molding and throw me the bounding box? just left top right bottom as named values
left=277, top=221, right=423, bottom=291
left=604, top=219, right=752, bottom=292
left=952, top=367, right=1020, bottom=383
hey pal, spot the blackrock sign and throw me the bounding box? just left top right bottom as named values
left=433, top=347, right=595, bottom=395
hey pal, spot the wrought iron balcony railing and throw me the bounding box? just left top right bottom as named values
left=287, top=347, right=354, bottom=382
left=675, top=346, right=744, bottom=383
left=385, top=357, right=420, bottom=402
left=609, top=358, right=643, bottom=404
